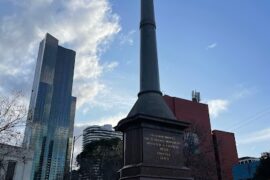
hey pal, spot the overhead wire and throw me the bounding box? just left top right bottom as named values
left=226, top=106, right=270, bottom=132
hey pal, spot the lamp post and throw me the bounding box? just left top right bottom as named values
left=70, top=134, right=83, bottom=179
left=22, top=156, right=26, bottom=180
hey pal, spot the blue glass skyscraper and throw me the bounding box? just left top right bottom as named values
left=23, top=33, right=76, bottom=180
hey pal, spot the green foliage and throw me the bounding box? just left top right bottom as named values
left=76, top=138, right=122, bottom=180
left=253, top=153, right=270, bottom=180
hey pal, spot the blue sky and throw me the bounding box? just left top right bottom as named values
left=100, top=0, right=270, bottom=157
left=0, top=0, right=269, bottom=159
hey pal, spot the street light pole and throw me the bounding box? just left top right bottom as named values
left=70, top=134, right=83, bottom=179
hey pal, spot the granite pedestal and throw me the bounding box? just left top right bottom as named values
left=116, top=114, right=192, bottom=180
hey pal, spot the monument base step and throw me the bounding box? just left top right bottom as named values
left=119, top=164, right=193, bottom=180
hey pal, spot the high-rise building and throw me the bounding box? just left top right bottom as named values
left=23, top=33, right=76, bottom=180
left=83, top=124, right=122, bottom=149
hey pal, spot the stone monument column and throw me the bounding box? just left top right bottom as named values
left=115, top=0, right=192, bottom=179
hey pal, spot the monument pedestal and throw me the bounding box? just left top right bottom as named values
left=116, top=114, right=192, bottom=180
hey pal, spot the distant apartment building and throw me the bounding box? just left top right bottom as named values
left=23, top=33, right=76, bottom=180
left=233, top=157, right=260, bottom=180
left=83, top=124, right=122, bottom=149
left=81, top=124, right=122, bottom=180
left=164, top=93, right=238, bottom=180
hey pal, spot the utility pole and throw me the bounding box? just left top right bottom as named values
left=70, top=134, right=82, bottom=180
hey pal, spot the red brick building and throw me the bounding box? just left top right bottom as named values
left=164, top=94, right=238, bottom=180
left=213, top=130, right=239, bottom=180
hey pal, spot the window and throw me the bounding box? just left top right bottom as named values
left=5, top=161, right=16, bottom=180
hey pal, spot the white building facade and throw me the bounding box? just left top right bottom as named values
left=82, top=124, right=122, bottom=149
left=0, top=144, right=33, bottom=180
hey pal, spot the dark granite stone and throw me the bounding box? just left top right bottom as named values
left=116, top=114, right=192, bottom=180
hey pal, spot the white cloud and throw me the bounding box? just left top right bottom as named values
left=89, top=88, right=136, bottom=110
left=207, top=99, right=229, bottom=118
left=238, top=128, right=270, bottom=145
left=206, top=42, right=217, bottom=49
left=104, top=61, right=119, bottom=72
left=206, top=85, right=257, bottom=119
left=0, top=0, right=121, bottom=110
left=74, top=81, right=105, bottom=108
left=76, top=112, right=126, bottom=128
left=119, top=30, right=136, bottom=46
left=78, top=84, right=136, bottom=115
left=233, top=89, right=252, bottom=99
left=231, top=84, right=257, bottom=100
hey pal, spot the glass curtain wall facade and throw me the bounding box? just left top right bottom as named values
left=23, top=33, right=76, bottom=180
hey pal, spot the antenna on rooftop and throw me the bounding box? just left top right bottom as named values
left=192, top=90, right=201, bottom=103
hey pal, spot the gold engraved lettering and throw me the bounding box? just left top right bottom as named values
left=144, top=133, right=181, bottom=161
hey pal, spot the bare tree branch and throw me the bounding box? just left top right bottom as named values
left=0, top=91, right=28, bottom=177
left=0, top=91, right=27, bottom=145
left=183, top=122, right=219, bottom=180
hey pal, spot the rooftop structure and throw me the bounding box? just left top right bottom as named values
left=233, top=157, right=260, bottom=180
left=238, top=157, right=260, bottom=164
